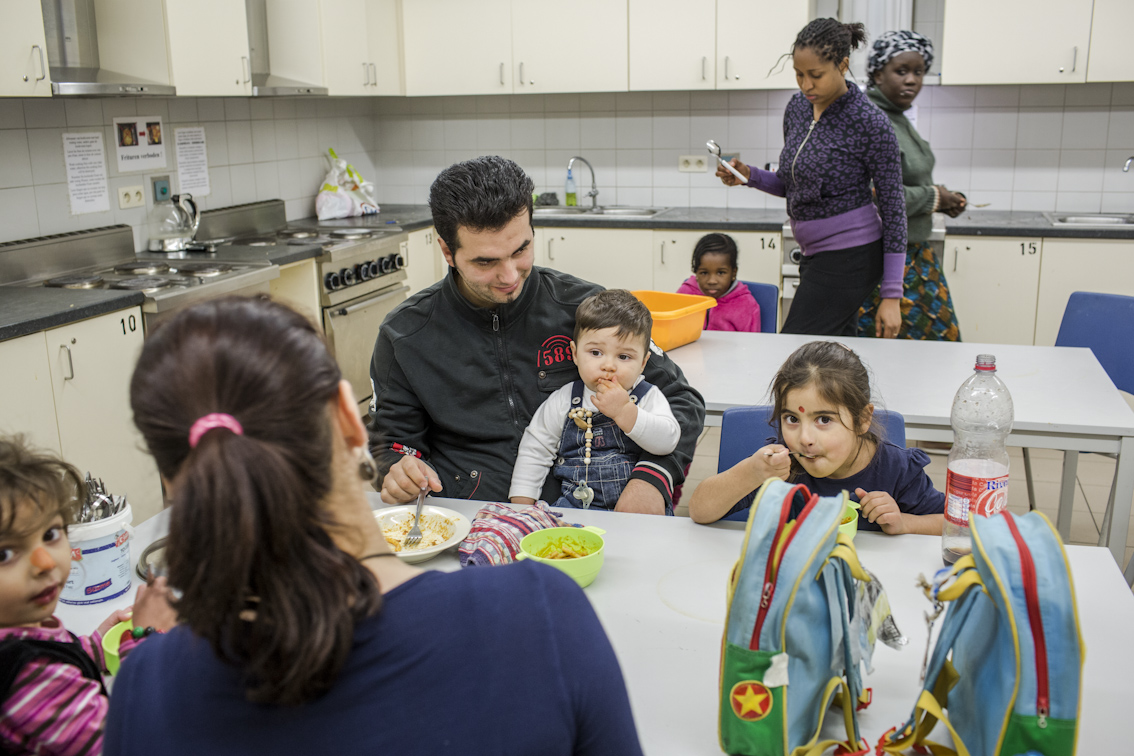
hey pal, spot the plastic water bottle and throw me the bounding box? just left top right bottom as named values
left=942, top=354, right=1014, bottom=564
left=565, top=168, right=577, bottom=206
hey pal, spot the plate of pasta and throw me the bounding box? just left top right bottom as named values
left=374, top=504, right=472, bottom=564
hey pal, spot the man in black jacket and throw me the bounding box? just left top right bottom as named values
left=367, top=157, right=704, bottom=515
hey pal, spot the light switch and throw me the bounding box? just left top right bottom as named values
left=151, top=175, right=171, bottom=203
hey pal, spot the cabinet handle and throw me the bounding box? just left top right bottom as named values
left=1060, top=46, right=1079, bottom=74
left=701, top=56, right=707, bottom=81
left=548, top=237, right=555, bottom=261
left=32, top=45, right=46, bottom=82
left=370, top=63, right=377, bottom=85
left=500, top=62, right=505, bottom=85
left=660, top=240, right=666, bottom=264
left=60, top=345, right=74, bottom=380
left=363, top=62, right=370, bottom=86
left=724, top=56, right=729, bottom=81
left=519, top=61, right=524, bottom=85
left=241, top=56, right=250, bottom=84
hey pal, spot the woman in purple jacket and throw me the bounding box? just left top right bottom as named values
left=716, top=19, right=907, bottom=339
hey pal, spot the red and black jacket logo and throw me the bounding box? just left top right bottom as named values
left=537, top=335, right=574, bottom=368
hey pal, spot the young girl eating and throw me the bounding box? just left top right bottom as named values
left=688, top=341, right=944, bottom=533
left=0, top=435, right=175, bottom=755
left=677, top=233, right=761, bottom=332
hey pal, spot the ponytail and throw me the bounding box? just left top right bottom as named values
left=791, top=18, right=868, bottom=66
left=130, top=297, right=382, bottom=706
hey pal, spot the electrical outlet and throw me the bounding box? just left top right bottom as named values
left=678, top=155, right=707, bottom=173
left=151, top=175, right=171, bottom=203
left=118, top=185, right=145, bottom=209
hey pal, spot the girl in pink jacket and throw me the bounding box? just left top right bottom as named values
left=677, top=233, right=762, bottom=332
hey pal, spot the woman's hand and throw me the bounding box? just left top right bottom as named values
left=132, top=577, right=178, bottom=632
left=854, top=488, right=907, bottom=534
left=715, top=158, right=751, bottom=187
left=937, top=187, right=967, bottom=217
left=876, top=298, right=901, bottom=339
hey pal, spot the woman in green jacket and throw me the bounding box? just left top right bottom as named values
left=857, top=31, right=965, bottom=341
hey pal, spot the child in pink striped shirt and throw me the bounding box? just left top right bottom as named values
left=0, top=436, right=175, bottom=756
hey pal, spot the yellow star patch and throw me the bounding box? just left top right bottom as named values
left=729, top=680, right=773, bottom=721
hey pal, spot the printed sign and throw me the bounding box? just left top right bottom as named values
left=113, top=116, right=166, bottom=172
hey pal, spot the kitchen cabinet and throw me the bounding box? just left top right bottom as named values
left=650, top=230, right=781, bottom=294
left=401, top=227, right=445, bottom=296
left=1086, top=0, right=1134, bottom=83
left=0, top=332, right=61, bottom=455
left=1034, top=239, right=1134, bottom=346
left=267, top=0, right=326, bottom=91
left=365, top=0, right=404, bottom=95
left=943, top=236, right=1042, bottom=346
left=629, top=0, right=715, bottom=91
left=0, top=0, right=52, bottom=97
left=402, top=0, right=512, bottom=96
left=47, top=308, right=163, bottom=522
left=512, top=1, right=628, bottom=94
left=269, top=259, right=323, bottom=324
left=941, top=0, right=1093, bottom=85
left=164, top=0, right=252, bottom=96
left=320, top=0, right=371, bottom=95
left=715, top=0, right=807, bottom=91
left=535, top=228, right=653, bottom=291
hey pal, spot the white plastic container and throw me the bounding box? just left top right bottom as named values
left=60, top=505, right=133, bottom=605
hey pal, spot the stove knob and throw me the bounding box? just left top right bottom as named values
left=391, top=253, right=406, bottom=270
left=340, top=267, right=356, bottom=286
left=378, top=256, right=393, bottom=274
left=357, top=262, right=372, bottom=281
left=788, top=247, right=803, bottom=264
left=324, top=271, right=342, bottom=290
left=368, top=260, right=381, bottom=278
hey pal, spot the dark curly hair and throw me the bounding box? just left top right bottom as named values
left=791, top=18, right=867, bottom=67
left=691, top=233, right=739, bottom=272
left=429, top=155, right=534, bottom=255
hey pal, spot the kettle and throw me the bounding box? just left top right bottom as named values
left=147, top=193, right=200, bottom=252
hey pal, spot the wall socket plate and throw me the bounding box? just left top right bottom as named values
left=118, top=185, right=145, bottom=209
left=678, top=155, right=707, bottom=173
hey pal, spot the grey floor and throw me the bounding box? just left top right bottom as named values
left=675, top=427, right=1134, bottom=573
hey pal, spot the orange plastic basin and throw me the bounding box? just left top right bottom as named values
left=630, top=290, right=716, bottom=351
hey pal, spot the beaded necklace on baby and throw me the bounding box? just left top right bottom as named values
left=567, top=407, right=595, bottom=508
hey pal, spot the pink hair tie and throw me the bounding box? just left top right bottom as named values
left=188, top=413, right=244, bottom=448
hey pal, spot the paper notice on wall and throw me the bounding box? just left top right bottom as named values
left=113, top=116, right=166, bottom=172
left=62, top=132, right=110, bottom=215
left=175, top=127, right=210, bottom=197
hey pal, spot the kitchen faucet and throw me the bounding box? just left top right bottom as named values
left=1124, top=156, right=1134, bottom=173
left=566, top=156, right=600, bottom=210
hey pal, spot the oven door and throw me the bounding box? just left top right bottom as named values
left=322, top=281, right=410, bottom=413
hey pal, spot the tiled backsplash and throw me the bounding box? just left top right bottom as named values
left=0, top=82, right=1131, bottom=251
left=0, top=96, right=378, bottom=250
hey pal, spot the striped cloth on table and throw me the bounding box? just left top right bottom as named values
left=458, top=501, right=567, bottom=567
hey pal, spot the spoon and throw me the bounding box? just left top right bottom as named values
left=707, top=140, right=748, bottom=182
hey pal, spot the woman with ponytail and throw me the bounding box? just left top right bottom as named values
left=105, top=296, right=642, bottom=756
left=715, top=18, right=907, bottom=339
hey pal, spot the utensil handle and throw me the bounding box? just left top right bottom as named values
left=716, top=154, right=746, bottom=182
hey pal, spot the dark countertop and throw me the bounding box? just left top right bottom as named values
left=138, top=243, right=324, bottom=267
left=0, top=288, right=145, bottom=342
left=295, top=205, right=434, bottom=233
left=323, top=205, right=1134, bottom=239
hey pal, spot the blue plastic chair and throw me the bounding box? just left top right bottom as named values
left=717, top=405, right=907, bottom=521
left=1020, top=292, right=1134, bottom=580
left=741, top=280, right=779, bottom=334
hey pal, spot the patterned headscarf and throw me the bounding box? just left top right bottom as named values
left=866, top=30, right=934, bottom=82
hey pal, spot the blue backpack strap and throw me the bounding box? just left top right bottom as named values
left=570, top=379, right=586, bottom=406
left=629, top=379, right=654, bottom=404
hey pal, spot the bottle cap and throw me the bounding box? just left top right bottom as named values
left=974, top=354, right=996, bottom=371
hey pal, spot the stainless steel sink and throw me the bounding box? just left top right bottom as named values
left=1045, top=212, right=1134, bottom=227
left=532, top=206, right=667, bottom=218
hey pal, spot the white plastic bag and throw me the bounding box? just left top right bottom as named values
left=315, top=148, right=379, bottom=220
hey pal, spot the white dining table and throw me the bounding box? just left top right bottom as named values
left=668, top=331, right=1134, bottom=564
left=59, top=496, right=1134, bottom=755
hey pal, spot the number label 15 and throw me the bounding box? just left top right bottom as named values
left=1020, top=242, right=1038, bottom=255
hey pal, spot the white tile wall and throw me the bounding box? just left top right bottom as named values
left=369, top=84, right=1133, bottom=214
left=0, top=96, right=379, bottom=250
left=0, top=85, right=1129, bottom=252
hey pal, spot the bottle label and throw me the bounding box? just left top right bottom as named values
left=944, top=469, right=1009, bottom=526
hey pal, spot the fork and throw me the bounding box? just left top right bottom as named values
left=404, top=489, right=427, bottom=547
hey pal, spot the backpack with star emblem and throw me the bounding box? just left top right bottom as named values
left=877, top=510, right=1084, bottom=756
left=720, top=478, right=872, bottom=756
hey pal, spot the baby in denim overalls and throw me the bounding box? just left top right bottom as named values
left=509, top=290, right=680, bottom=510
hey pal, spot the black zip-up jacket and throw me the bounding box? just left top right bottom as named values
left=367, top=266, right=705, bottom=512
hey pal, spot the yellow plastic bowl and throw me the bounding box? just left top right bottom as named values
left=101, top=619, right=133, bottom=675
left=838, top=499, right=859, bottom=540
left=630, top=290, right=716, bottom=351
left=515, top=526, right=606, bottom=587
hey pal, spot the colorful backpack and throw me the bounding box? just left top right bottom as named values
left=720, top=478, right=872, bottom=756
left=878, top=510, right=1085, bottom=756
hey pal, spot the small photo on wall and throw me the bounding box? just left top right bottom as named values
left=118, top=122, right=138, bottom=148
left=146, top=122, right=162, bottom=145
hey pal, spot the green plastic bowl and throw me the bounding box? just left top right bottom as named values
left=838, top=498, right=859, bottom=540
left=515, top=526, right=606, bottom=587
left=102, top=619, right=133, bottom=675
